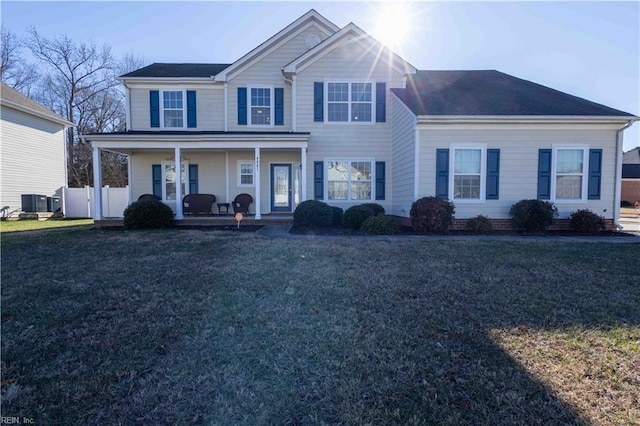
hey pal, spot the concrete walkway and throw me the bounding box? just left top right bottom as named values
left=256, top=224, right=640, bottom=243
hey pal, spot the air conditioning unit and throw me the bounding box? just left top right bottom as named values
left=21, top=194, right=48, bottom=212
left=47, top=196, right=62, bottom=212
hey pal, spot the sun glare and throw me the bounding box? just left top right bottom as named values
left=373, top=2, right=413, bottom=50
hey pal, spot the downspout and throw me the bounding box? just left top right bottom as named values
left=283, top=73, right=296, bottom=132
left=614, top=120, right=635, bottom=229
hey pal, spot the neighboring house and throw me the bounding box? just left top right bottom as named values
left=622, top=147, right=640, bottom=204
left=0, top=83, right=73, bottom=218
left=84, top=9, right=638, bottom=228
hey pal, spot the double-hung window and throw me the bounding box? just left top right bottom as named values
left=552, top=147, right=588, bottom=201
left=327, top=160, right=373, bottom=201
left=238, top=161, right=254, bottom=186
left=162, top=90, right=185, bottom=128
left=450, top=145, right=486, bottom=201
left=249, top=87, right=273, bottom=126
left=326, top=82, right=373, bottom=123
left=163, top=162, right=188, bottom=200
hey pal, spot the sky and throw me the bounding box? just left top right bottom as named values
left=2, top=0, right=639, bottom=150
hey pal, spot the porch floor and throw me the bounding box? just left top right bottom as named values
left=95, top=213, right=293, bottom=228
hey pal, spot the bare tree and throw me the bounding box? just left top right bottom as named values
left=26, top=27, right=120, bottom=187
left=0, top=25, right=38, bottom=93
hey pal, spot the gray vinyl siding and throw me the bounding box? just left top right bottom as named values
left=0, top=106, right=66, bottom=215
left=390, top=95, right=417, bottom=217
left=226, top=25, right=330, bottom=132
left=129, top=87, right=224, bottom=131
left=417, top=126, right=618, bottom=219
left=295, top=40, right=407, bottom=210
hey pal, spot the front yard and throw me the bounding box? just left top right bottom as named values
left=1, top=229, right=638, bottom=425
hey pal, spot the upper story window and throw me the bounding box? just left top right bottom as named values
left=552, top=147, right=588, bottom=201
left=326, top=82, right=373, bottom=123
left=249, top=87, right=273, bottom=126
left=162, top=91, right=185, bottom=128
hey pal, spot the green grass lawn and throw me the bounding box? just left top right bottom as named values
left=1, top=229, right=638, bottom=425
left=0, top=218, right=94, bottom=233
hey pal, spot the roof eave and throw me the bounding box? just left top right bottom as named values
left=1, top=99, right=75, bottom=127
left=415, top=115, right=639, bottom=126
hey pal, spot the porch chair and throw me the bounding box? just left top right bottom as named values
left=183, top=193, right=216, bottom=216
left=138, top=194, right=160, bottom=202
left=232, top=193, right=253, bottom=215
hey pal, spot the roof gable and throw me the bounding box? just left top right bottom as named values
left=623, top=147, right=640, bottom=164
left=214, top=9, right=339, bottom=82
left=392, top=70, right=637, bottom=118
left=283, top=22, right=416, bottom=76
left=0, top=83, right=73, bottom=126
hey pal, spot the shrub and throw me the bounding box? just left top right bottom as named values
left=509, top=199, right=558, bottom=232
left=331, top=206, right=344, bottom=227
left=342, top=205, right=376, bottom=229
left=293, top=200, right=333, bottom=228
left=410, top=197, right=455, bottom=234
left=361, top=214, right=399, bottom=235
left=359, top=203, right=385, bottom=216
left=569, top=209, right=605, bottom=234
left=466, top=215, right=494, bottom=234
left=123, top=200, right=174, bottom=230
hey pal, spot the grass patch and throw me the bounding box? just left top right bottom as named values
left=1, top=230, right=639, bottom=424
left=0, top=218, right=94, bottom=233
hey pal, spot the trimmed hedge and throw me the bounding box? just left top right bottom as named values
left=293, top=200, right=333, bottom=228
left=342, top=205, right=376, bottom=229
left=509, top=199, right=558, bottom=232
left=466, top=215, right=494, bottom=234
left=410, top=197, right=455, bottom=234
left=331, top=206, right=344, bottom=227
left=569, top=209, right=605, bottom=234
left=123, top=200, right=174, bottom=230
left=361, top=214, right=399, bottom=235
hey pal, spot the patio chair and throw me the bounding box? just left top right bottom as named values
left=138, top=194, right=160, bottom=202
left=183, top=194, right=216, bottom=216
left=232, top=193, right=253, bottom=215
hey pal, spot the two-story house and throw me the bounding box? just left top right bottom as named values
left=84, top=9, right=638, bottom=228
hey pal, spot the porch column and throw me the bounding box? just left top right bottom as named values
left=301, top=147, right=307, bottom=201
left=175, top=147, right=183, bottom=219
left=254, top=147, right=261, bottom=219
left=92, top=146, right=103, bottom=220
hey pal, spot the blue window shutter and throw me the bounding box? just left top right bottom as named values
left=313, top=82, right=324, bottom=122
left=152, top=164, right=162, bottom=198
left=376, top=82, right=386, bottom=123
left=237, top=87, right=247, bottom=125
left=274, top=88, right=284, bottom=126
left=150, top=90, right=160, bottom=128
left=314, top=161, right=324, bottom=199
left=588, top=149, right=602, bottom=200
left=537, top=149, right=552, bottom=200
left=189, top=164, right=198, bottom=194
left=486, top=149, right=500, bottom=200
left=186, top=90, right=197, bottom=128
left=436, top=149, right=449, bottom=199
left=375, top=161, right=386, bottom=200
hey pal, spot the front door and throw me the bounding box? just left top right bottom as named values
left=271, top=164, right=292, bottom=212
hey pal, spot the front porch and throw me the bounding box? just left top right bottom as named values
left=95, top=213, right=294, bottom=228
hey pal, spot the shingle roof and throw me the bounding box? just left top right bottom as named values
left=392, top=70, right=635, bottom=117
left=119, top=63, right=231, bottom=78
left=0, top=82, right=71, bottom=124
left=623, top=147, right=640, bottom=164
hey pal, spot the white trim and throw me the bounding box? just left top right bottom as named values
left=223, top=83, right=228, bottom=132
left=448, top=144, right=487, bottom=203
left=414, top=128, right=420, bottom=201
left=248, top=85, right=275, bottom=127
left=301, top=147, right=307, bottom=201
left=255, top=147, right=261, bottom=219
left=323, top=158, right=376, bottom=202
left=174, top=147, right=183, bottom=218
left=324, top=80, right=376, bottom=125
left=237, top=160, right=255, bottom=187
left=0, top=99, right=74, bottom=127
left=225, top=151, right=230, bottom=203
left=416, top=116, right=638, bottom=126
left=92, top=147, right=103, bottom=220
left=291, top=75, right=297, bottom=132
left=550, top=144, right=589, bottom=203
left=125, top=86, right=131, bottom=131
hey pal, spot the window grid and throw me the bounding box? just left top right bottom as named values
left=163, top=163, right=187, bottom=201
left=327, top=82, right=373, bottom=123
left=239, top=162, right=254, bottom=186
left=555, top=149, right=584, bottom=200
left=250, top=87, right=272, bottom=126
left=327, top=160, right=372, bottom=201
left=163, top=91, right=184, bottom=128
left=453, top=149, right=481, bottom=200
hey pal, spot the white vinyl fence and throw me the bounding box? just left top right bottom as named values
left=64, top=186, right=130, bottom=218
